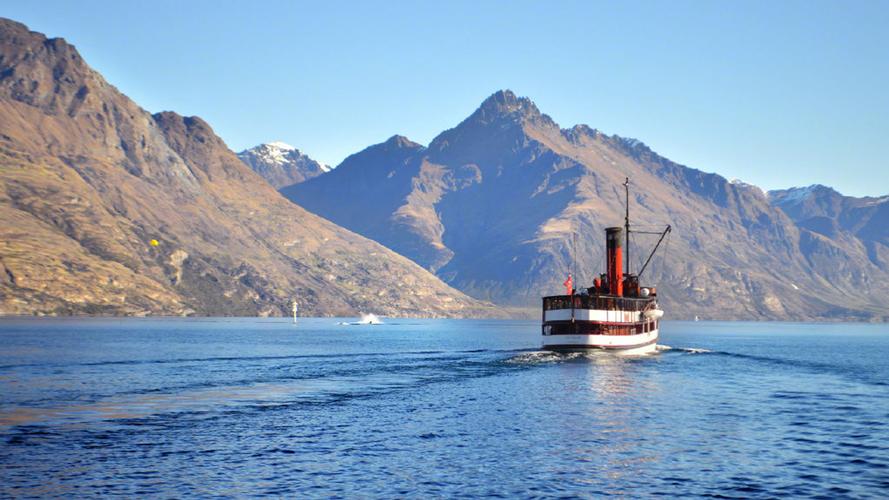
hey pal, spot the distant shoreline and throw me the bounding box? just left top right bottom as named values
left=0, top=314, right=886, bottom=324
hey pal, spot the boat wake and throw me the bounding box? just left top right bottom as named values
left=682, top=347, right=712, bottom=354
left=663, top=346, right=712, bottom=354
left=505, top=348, right=657, bottom=364
left=338, top=313, right=384, bottom=326
left=505, top=351, right=587, bottom=364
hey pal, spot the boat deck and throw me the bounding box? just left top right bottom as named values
left=542, top=294, right=656, bottom=312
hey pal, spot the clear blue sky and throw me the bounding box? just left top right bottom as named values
left=4, top=0, right=888, bottom=196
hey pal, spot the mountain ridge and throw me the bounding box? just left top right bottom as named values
left=769, top=184, right=889, bottom=265
left=284, top=89, right=889, bottom=321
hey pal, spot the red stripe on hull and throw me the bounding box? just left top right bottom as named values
left=543, top=320, right=659, bottom=336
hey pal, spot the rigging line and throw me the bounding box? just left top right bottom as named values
left=637, top=226, right=671, bottom=278
left=633, top=231, right=664, bottom=272
left=658, top=230, right=672, bottom=285
left=656, top=231, right=667, bottom=284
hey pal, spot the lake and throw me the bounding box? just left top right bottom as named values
left=1, top=318, right=888, bottom=497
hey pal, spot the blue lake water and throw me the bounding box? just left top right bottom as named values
left=1, top=318, right=888, bottom=497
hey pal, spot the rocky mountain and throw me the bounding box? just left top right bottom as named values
left=0, top=18, right=494, bottom=317
left=284, top=90, right=889, bottom=321
left=237, top=142, right=329, bottom=188
left=769, top=185, right=889, bottom=247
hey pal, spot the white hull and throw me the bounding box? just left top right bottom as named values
left=541, top=328, right=659, bottom=355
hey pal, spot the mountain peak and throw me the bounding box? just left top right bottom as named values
left=383, top=134, right=422, bottom=149
left=477, top=89, right=542, bottom=119
left=0, top=17, right=34, bottom=38
left=383, top=134, right=423, bottom=148
left=768, top=184, right=840, bottom=204
left=238, top=142, right=302, bottom=165
left=563, top=124, right=602, bottom=144
left=0, top=16, right=81, bottom=69
left=237, top=142, right=328, bottom=188
left=480, top=89, right=519, bottom=106
left=0, top=17, right=54, bottom=48
left=153, top=112, right=215, bottom=137
left=266, top=141, right=296, bottom=151
left=0, top=18, right=96, bottom=115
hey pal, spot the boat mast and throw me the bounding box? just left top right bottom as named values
left=624, top=177, right=630, bottom=275
left=572, top=232, right=577, bottom=292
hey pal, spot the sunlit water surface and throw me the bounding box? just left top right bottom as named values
left=1, top=318, right=888, bottom=497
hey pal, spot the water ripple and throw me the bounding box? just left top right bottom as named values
left=1, top=318, right=888, bottom=497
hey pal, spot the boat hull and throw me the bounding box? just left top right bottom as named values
left=541, top=329, right=659, bottom=355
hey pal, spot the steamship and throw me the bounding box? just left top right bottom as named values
left=542, top=178, right=671, bottom=355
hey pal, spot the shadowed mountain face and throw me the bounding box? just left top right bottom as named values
left=769, top=185, right=889, bottom=270
left=284, top=90, right=889, bottom=321
left=769, top=185, right=889, bottom=245
left=237, top=142, right=328, bottom=188
left=0, top=19, right=494, bottom=317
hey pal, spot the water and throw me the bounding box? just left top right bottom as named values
left=1, top=318, right=888, bottom=497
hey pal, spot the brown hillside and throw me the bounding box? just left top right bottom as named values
left=0, top=18, right=494, bottom=317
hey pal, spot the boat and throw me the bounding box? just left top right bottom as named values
left=541, top=178, right=671, bottom=355
left=339, top=313, right=384, bottom=326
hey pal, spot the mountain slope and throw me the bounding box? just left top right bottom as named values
left=238, top=142, right=328, bottom=188
left=769, top=185, right=889, bottom=271
left=769, top=185, right=889, bottom=245
left=0, top=18, right=493, bottom=317
left=284, top=90, right=889, bottom=321
left=280, top=135, right=446, bottom=269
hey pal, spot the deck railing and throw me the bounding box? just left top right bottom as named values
left=542, top=294, right=655, bottom=312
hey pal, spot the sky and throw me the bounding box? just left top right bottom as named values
left=4, top=0, right=888, bottom=196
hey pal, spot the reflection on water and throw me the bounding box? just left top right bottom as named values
left=1, top=381, right=323, bottom=427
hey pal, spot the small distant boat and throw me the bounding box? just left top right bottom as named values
left=340, top=313, right=384, bottom=326
left=541, top=178, right=672, bottom=355
left=292, top=299, right=299, bottom=324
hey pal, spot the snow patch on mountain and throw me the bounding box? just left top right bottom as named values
left=238, top=142, right=329, bottom=188
left=768, top=185, right=827, bottom=204
left=861, top=195, right=889, bottom=206
left=267, top=141, right=295, bottom=150
left=729, top=178, right=766, bottom=196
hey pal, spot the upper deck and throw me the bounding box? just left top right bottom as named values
left=542, top=294, right=656, bottom=312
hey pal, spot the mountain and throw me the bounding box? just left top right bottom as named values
left=769, top=185, right=889, bottom=268
left=284, top=90, right=889, bottom=321
left=0, top=18, right=494, bottom=317
left=769, top=185, right=889, bottom=244
left=237, top=142, right=329, bottom=188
